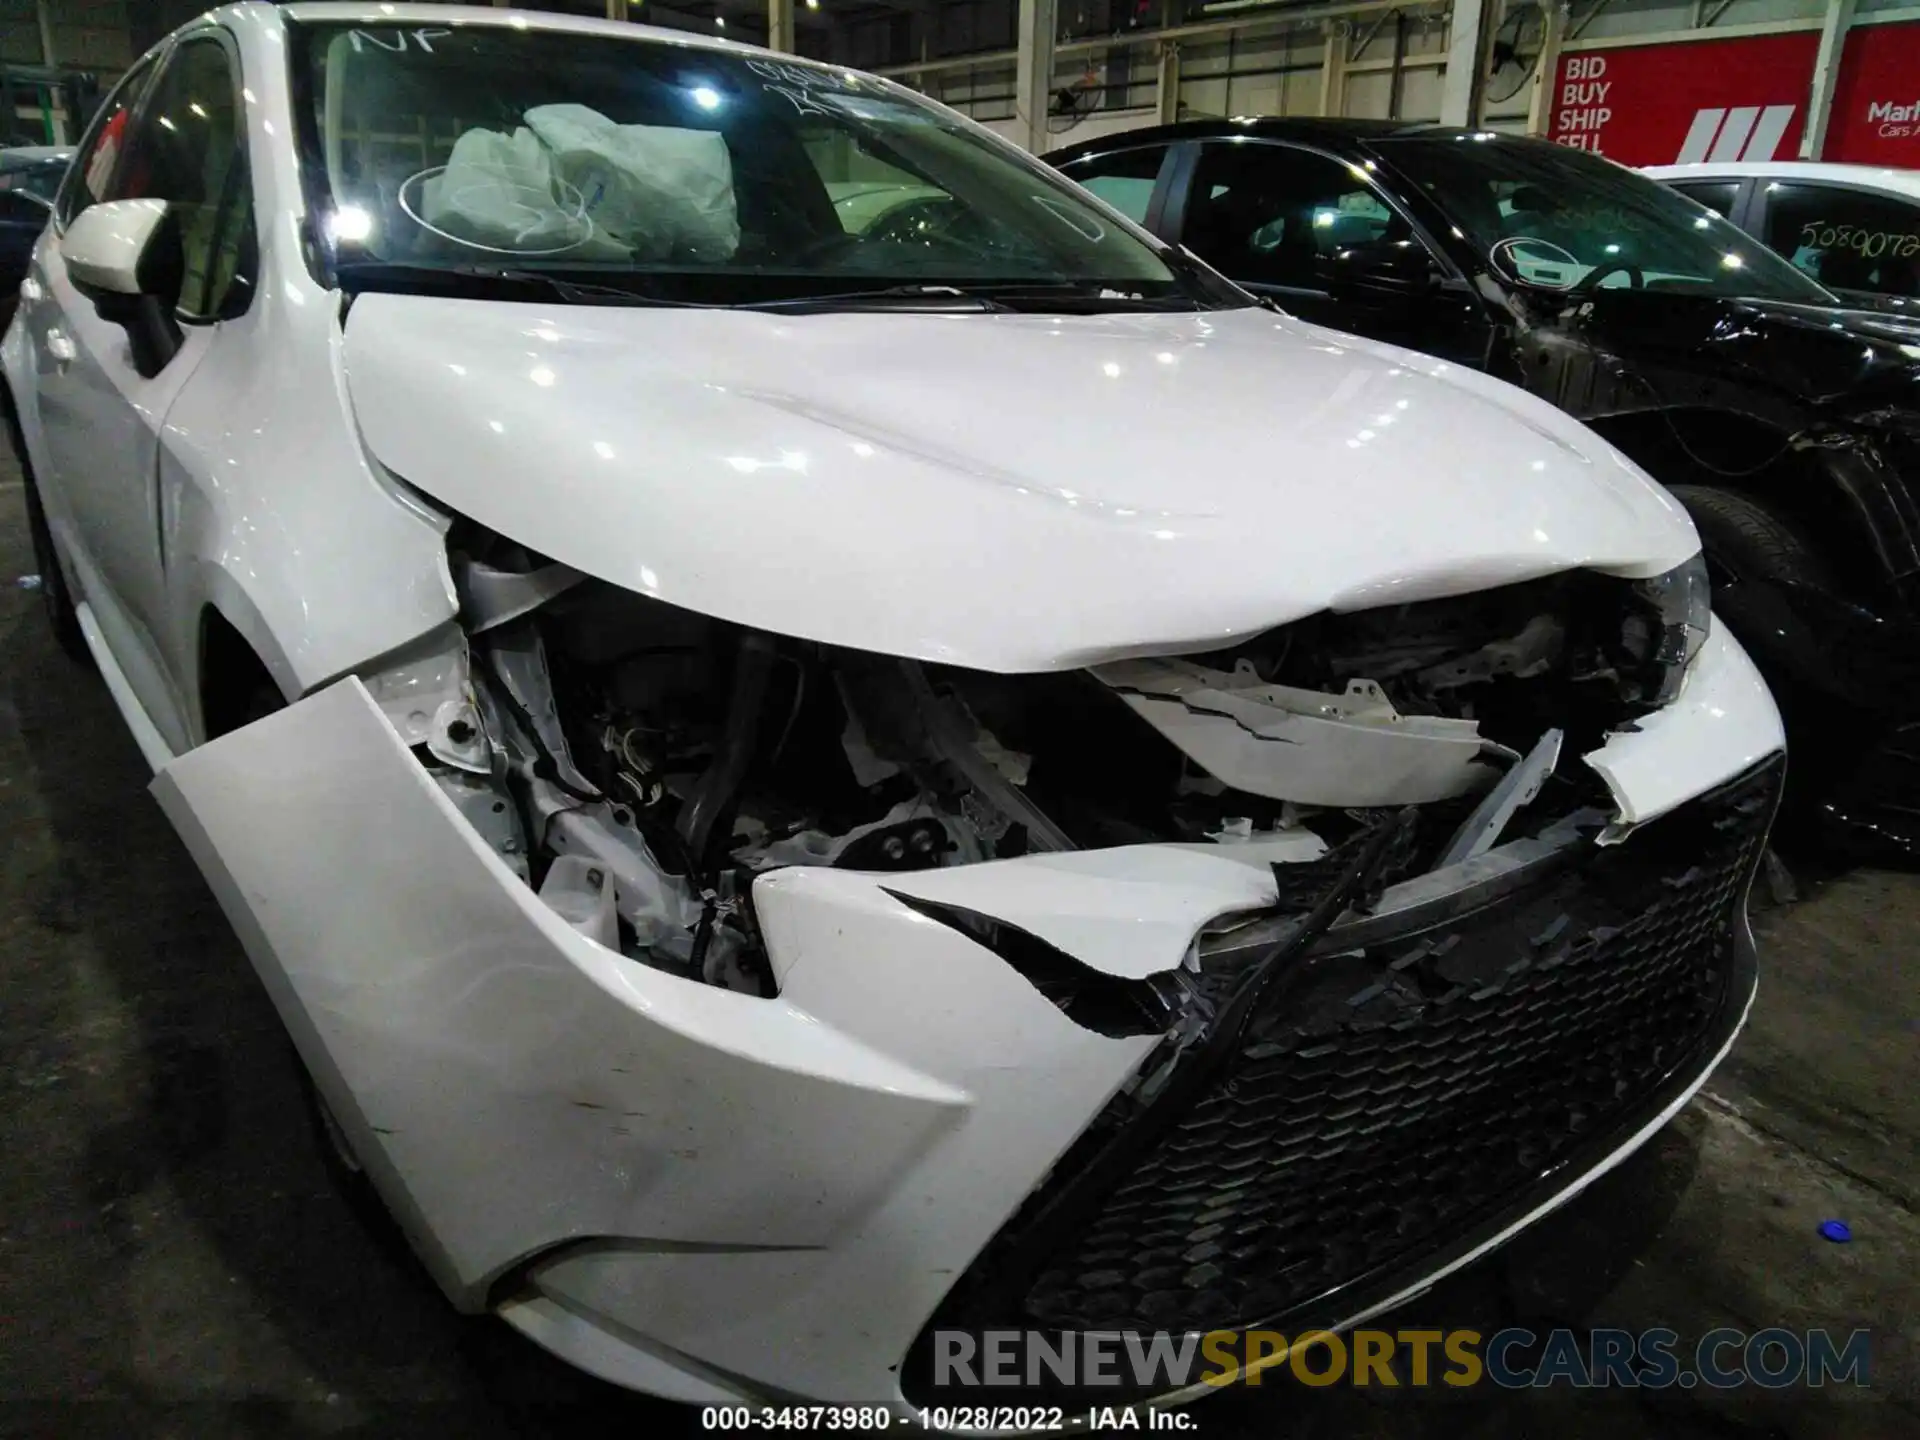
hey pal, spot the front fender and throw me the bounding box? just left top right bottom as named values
left=1795, top=426, right=1920, bottom=598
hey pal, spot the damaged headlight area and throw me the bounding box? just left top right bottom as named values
left=1626, top=552, right=1712, bottom=706
left=409, top=525, right=1715, bottom=1002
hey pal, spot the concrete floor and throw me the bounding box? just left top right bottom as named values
left=0, top=458, right=1915, bottom=1440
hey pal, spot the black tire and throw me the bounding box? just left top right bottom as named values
left=1667, top=485, right=1884, bottom=860
left=1666, top=483, right=1835, bottom=592
left=6, top=407, right=88, bottom=661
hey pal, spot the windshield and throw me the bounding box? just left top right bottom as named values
left=288, top=21, right=1215, bottom=309
left=1373, top=134, right=1833, bottom=303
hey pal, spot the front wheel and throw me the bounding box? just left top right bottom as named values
left=1666, top=484, right=1835, bottom=591
left=1668, top=484, right=1919, bottom=863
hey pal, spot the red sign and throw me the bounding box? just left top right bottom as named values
left=1549, top=33, right=1817, bottom=166
left=1824, top=21, right=1920, bottom=164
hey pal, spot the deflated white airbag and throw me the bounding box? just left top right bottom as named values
left=421, top=106, right=739, bottom=260
left=527, top=105, right=738, bottom=260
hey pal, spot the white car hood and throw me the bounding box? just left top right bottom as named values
left=343, top=295, right=1698, bottom=671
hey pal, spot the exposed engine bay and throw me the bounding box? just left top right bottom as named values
left=426, top=534, right=1697, bottom=997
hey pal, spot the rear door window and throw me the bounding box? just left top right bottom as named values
left=1669, top=179, right=1740, bottom=219
left=1759, top=181, right=1920, bottom=299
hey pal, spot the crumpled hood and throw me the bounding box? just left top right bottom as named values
left=343, top=295, right=1697, bottom=671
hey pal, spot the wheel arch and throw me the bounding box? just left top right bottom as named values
left=193, top=582, right=298, bottom=742
left=1586, top=406, right=1920, bottom=604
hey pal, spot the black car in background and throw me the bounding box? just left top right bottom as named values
left=0, top=147, right=72, bottom=319
left=1047, top=119, right=1920, bottom=860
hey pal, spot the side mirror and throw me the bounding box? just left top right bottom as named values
left=59, top=198, right=183, bottom=377
left=1319, top=238, right=1440, bottom=300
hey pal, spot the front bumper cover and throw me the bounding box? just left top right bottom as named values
left=148, top=625, right=1782, bottom=1412
left=908, top=754, right=1779, bottom=1407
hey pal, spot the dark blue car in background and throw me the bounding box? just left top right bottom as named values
left=0, top=146, right=73, bottom=321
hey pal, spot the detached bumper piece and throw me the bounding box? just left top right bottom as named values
left=922, top=756, right=1779, bottom=1386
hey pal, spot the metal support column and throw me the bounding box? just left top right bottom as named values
left=1799, top=0, right=1856, bottom=159
left=1013, top=0, right=1058, bottom=154
left=768, top=0, right=796, bottom=53
left=1527, top=1, right=1569, bottom=136
left=1439, top=0, right=1489, bottom=127
left=1156, top=42, right=1181, bottom=124
left=604, top=0, right=628, bottom=19
left=34, top=0, right=64, bottom=143
left=1319, top=22, right=1349, bottom=118
left=35, top=0, right=56, bottom=68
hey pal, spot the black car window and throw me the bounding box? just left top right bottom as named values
left=59, top=55, right=158, bottom=227
left=1669, top=180, right=1739, bottom=220
left=1759, top=182, right=1920, bottom=299
left=1054, top=145, right=1170, bottom=224
left=0, top=189, right=49, bottom=225
left=1375, top=135, right=1827, bottom=302
left=4, top=159, right=70, bottom=205
left=1182, top=142, right=1411, bottom=290
left=108, top=35, right=255, bottom=320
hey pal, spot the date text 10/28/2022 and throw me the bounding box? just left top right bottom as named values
left=700, top=1408, right=1193, bottom=1431
left=696, top=1325, right=1871, bottom=1431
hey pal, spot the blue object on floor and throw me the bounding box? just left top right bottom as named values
left=1819, top=1220, right=1852, bottom=1243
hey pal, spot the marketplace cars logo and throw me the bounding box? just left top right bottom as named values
left=930, top=1326, right=1871, bottom=1392
left=1866, top=98, right=1920, bottom=138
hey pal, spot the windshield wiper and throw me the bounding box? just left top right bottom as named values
left=333, top=261, right=700, bottom=307
left=734, top=284, right=1014, bottom=314
left=483, top=268, right=705, bottom=306
left=1156, top=244, right=1256, bottom=310
left=331, top=263, right=1229, bottom=315
left=737, top=281, right=1221, bottom=315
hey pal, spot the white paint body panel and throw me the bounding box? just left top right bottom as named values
left=153, top=676, right=1161, bottom=1402
left=2, top=3, right=459, bottom=751
left=1583, top=624, right=1782, bottom=831
left=342, top=296, right=1700, bottom=671
left=1092, top=657, right=1502, bottom=806
left=1645, top=160, right=1920, bottom=205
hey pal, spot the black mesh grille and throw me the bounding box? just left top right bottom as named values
left=1003, top=757, right=1779, bottom=1335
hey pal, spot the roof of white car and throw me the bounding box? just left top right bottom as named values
left=244, top=2, right=768, bottom=59
left=1643, top=160, right=1920, bottom=201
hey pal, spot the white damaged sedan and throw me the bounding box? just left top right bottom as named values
left=3, top=2, right=1784, bottom=1419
